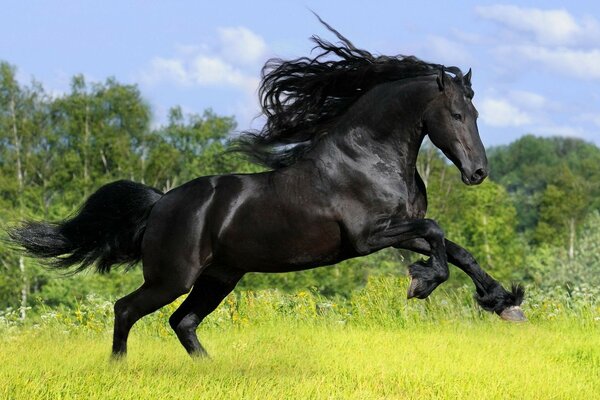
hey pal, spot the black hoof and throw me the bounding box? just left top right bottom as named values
left=110, top=351, right=126, bottom=361
left=189, top=349, right=210, bottom=359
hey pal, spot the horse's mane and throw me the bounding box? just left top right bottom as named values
left=232, top=15, right=471, bottom=169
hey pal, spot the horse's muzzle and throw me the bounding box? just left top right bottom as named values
left=462, top=168, right=488, bottom=185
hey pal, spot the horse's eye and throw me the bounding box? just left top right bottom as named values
left=452, top=113, right=462, bottom=121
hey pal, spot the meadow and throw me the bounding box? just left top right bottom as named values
left=1, top=278, right=598, bottom=400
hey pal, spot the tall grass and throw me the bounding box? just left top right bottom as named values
left=1, top=276, right=598, bottom=335
left=1, top=277, right=598, bottom=399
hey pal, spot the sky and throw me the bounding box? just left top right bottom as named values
left=1, top=1, right=599, bottom=147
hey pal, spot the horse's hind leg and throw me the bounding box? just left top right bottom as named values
left=169, top=269, right=243, bottom=357
left=112, top=279, right=192, bottom=357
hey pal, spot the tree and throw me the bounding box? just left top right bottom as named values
left=144, top=107, right=259, bottom=191
left=535, top=166, right=589, bottom=259
left=425, top=155, right=523, bottom=282
left=488, top=135, right=600, bottom=234
left=525, top=211, right=600, bottom=287
left=49, top=76, right=151, bottom=199
left=0, top=62, right=51, bottom=317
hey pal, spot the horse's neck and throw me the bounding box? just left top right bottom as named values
left=316, top=82, right=433, bottom=179
left=299, top=123, right=425, bottom=207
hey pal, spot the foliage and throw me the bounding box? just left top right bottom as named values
left=524, top=211, right=600, bottom=288
left=2, top=277, right=599, bottom=335
left=421, top=143, right=525, bottom=283
left=0, top=61, right=599, bottom=314
left=488, top=134, right=600, bottom=232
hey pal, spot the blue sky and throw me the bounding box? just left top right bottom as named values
left=2, top=1, right=599, bottom=147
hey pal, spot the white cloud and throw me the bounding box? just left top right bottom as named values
left=535, top=124, right=586, bottom=138
left=476, top=5, right=600, bottom=46
left=190, top=55, right=260, bottom=95
left=191, top=56, right=242, bottom=85
left=479, top=90, right=565, bottom=131
left=141, top=58, right=188, bottom=86
left=508, top=90, right=546, bottom=109
left=137, top=26, right=267, bottom=130
left=444, top=5, right=600, bottom=146
left=218, top=27, right=267, bottom=66
left=139, top=26, right=266, bottom=96
left=426, top=35, right=472, bottom=66
left=580, top=113, right=600, bottom=128
left=479, top=97, right=532, bottom=127
left=512, top=45, right=600, bottom=80
left=475, top=5, right=600, bottom=81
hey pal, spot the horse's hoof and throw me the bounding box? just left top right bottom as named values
left=190, top=350, right=211, bottom=360
left=499, top=306, right=527, bottom=322
left=110, top=352, right=127, bottom=362
left=407, top=276, right=420, bottom=299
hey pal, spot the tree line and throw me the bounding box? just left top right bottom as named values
left=1, top=61, right=599, bottom=316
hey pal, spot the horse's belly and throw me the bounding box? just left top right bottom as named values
left=215, top=214, right=346, bottom=272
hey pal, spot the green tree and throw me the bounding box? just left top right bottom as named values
left=424, top=151, right=524, bottom=282
left=144, top=107, right=259, bottom=191
left=525, top=211, right=600, bottom=287
left=0, top=62, right=52, bottom=316
left=488, top=135, right=600, bottom=233
left=535, top=166, right=589, bottom=258
left=49, top=76, right=151, bottom=200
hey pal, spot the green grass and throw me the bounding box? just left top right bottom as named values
left=1, top=321, right=599, bottom=400
left=1, top=278, right=599, bottom=399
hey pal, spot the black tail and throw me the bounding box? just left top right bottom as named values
left=8, top=180, right=163, bottom=274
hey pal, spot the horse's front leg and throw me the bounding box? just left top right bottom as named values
left=445, top=240, right=525, bottom=320
left=365, top=218, right=448, bottom=299
left=395, top=238, right=526, bottom=321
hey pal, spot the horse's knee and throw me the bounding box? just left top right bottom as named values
left=437, top=265, right=449, bottom=282
left=422, top=218, right=444, bottom=240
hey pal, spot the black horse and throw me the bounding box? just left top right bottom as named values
left=9, top=20, right=524, bottom=358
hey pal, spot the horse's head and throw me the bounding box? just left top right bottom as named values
left=423, top=68, right=487, bottom=185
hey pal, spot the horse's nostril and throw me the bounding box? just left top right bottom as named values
left=471, top=168, right=487, bottom=182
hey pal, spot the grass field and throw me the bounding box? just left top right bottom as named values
left=1, top=322, right=599, bottom=399
left=1, top=278, right=599, bottom=399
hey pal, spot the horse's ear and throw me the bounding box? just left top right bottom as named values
left=464, top=68, right=472, bottom=86
left=436, top=69, right=446, bottom=91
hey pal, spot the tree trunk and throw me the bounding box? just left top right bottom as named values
left=419, top=141, right=434, bottom=187
left=100, top=148, right=110, bottom=174
left=568, top=218, right=575, bottom=261
left=9, top=97, right=23, bottom=189
left=84, top=103, right=90, bottom=196
left=482, top=214, right=494, bottom=268
left=10, top=94, right=27, bottom=320
left=19, top=256, right=27, bottom=320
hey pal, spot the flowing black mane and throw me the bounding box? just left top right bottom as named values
left=233, top=16, right=472, bottom=169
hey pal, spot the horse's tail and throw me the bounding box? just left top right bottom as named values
left=7, top=180, right=164, bottom=274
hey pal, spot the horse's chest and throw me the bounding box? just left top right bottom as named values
left=405, top=186, right=427, bottom=218
left=384, top=180, right=426, bottom=219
